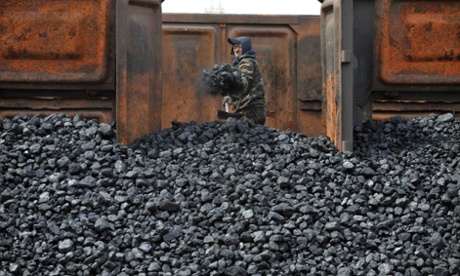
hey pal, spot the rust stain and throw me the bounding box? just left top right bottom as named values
left=266, top=110, right=276, bottom=118
left=118, top=71, right=162, bottom=145
left=161, top=25, right=220, bottom=127
left=324, top=73, right=340, bottom=145
left=125, top=73, right=158, bottom=144
left=117, top=67, right=128, bottom=146
left=0, top=0, right=110, bottom=82
left=377, top=0, right=460, bottom=84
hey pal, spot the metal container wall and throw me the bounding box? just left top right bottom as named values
left=371, top=0, right=460, bottom=121
left=162, top=14, right=322, bottom=137
left=319, top=0, right=460, bottom=151
left=116, top=0, right=162, bottom=145
left=373, top=0, right=460, bottom=91
left=0, top=0, right=163, bottom=145
left=0, top=0, right=115, bottom=89
left=319, top=0, right=354, bottom=151
left=320, top=0, right=342, bottom=150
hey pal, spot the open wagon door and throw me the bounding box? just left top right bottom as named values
left=320, top=0, right=354, bottom=151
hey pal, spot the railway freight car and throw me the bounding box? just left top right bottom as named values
left=161, top=13, right=323, bottom=139
left=2, top=0, right=460, bottom=151
left=0, top=0, right=163, bottom=146
left=319, top=0, right=460, bottom=151
left=162, top=0, right=460, bottom=151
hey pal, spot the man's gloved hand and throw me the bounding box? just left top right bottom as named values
left=220, top=63, right=232, bottom=72
left=202, top=63, right=232, bottom=95
left=219, top=71, right=236, bottom=90
left=202, top=63, right=243, bottom=97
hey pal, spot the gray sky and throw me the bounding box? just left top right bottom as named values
left=162, top=0, right=321, bottom=15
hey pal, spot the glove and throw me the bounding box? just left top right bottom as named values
left=202, top=64, right=232, bottom=96
left=202, top=63, right=242, bottom=96
left=219, top=71, right=236, bottom=90
left=220, top=63, right=232, bottom=72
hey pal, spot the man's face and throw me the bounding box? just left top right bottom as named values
left=233, top=44, right=242, bottom=56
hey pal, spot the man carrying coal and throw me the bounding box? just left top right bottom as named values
left=203, top=36, right=267, bottom=126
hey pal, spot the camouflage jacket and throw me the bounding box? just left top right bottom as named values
left=231, top=55, right=266, bottom=112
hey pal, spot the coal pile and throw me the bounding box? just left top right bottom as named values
left=0, top=113, right=459, bottom=275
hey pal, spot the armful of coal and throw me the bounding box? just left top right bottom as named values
left=202, top=64, right=244, bottom=101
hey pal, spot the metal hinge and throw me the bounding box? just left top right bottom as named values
left=341, top=50, right=352, bottom=63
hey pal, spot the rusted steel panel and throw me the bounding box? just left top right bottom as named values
left=296, top=17, right=322, bottom=137
left=227, top=25, right=296, bottom=130
left=321, top=0, right=342, bottom=149
left=0, top=0, right=162, bottom=146
left=161, top=24, right=221, bottom=127
left=162, top=14, right=323, bottom=137
left=0, top=89, right=114, bottom=123
left=374, top=0, right=460, bottom=90
left=373, top=101, right=460, bottom=112
left=162, top=14, right=302, bottom=25
left=0, top=0, right=112, bottom=84
left=116, top=0, right=162, bottom=145
left=0, top=89, right=115, bottom=121
left=372, top=99, right=460, bottom=121
left=0, top=110, right=112, bottom=124
left=0, top=98, right=113, bottom=124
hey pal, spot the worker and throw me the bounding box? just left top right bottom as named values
left=222, top=36, right=267, bottom=126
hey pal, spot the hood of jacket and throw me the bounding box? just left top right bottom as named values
left=228, top=36, right=256, bottom=60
